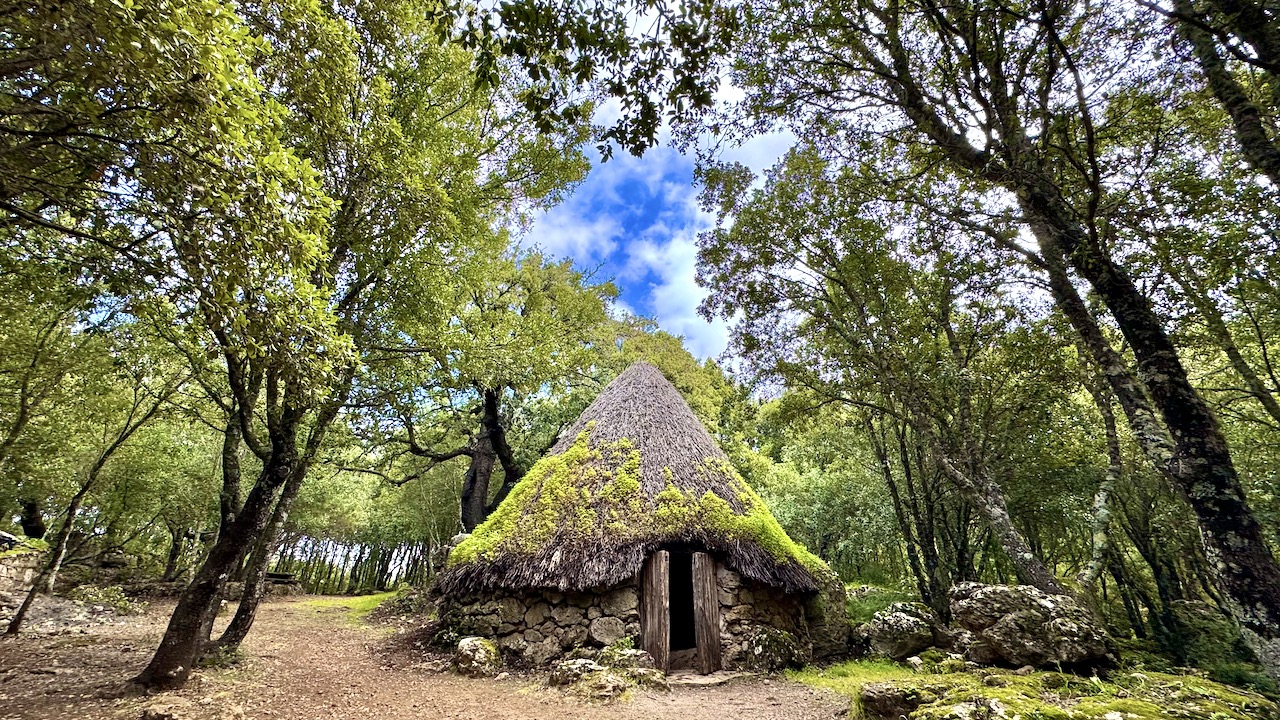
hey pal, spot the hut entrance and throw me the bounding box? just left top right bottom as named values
left=641, top=550, right=722, bottom=674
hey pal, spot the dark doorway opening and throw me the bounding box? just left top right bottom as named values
left=669, top=551, right=696, bottom=654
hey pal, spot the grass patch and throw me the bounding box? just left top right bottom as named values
left=299, top=591, right=397, bottom=623
left=844, top=585, right=915, bottom=624
left=788, top=660, right=1278, bottom=720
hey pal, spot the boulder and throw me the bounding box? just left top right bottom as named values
left=805, top=575, right=853, bottom=661
left=949, top=582, right=1112, bottom=669
left=869, top=602, right=938, bottom=660
left=741, top=626, right=810, bottom=671
left=549, top=658, right=605, bottom=686
left=454, top=636, right=501, bottom=677
left=588, top=616, right=626, bottom=646
left=598, top=646, right=655, bottom=669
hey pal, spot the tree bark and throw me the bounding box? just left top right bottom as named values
left=19, top=499, right=45, bottom=540
left=133, top=450, right=295, bottom=689
left=215, top=466, right=305, bottom=651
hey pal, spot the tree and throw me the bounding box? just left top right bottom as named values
left=134, top=0, right=591, bottom=686
left=699, top=146, right=1074, bottom=596
left=687, top=0, right=1280, bottom=673
left=389, top=252, right=612, bottom=530
left=5, top=328, right=188, bottom=635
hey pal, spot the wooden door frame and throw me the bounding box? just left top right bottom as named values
left=641, top=549, right=722, bottom=675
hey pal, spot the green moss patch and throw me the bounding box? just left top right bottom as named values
left=789, top=660, right=1278, bottom=720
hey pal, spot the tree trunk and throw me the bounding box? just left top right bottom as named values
left=162, top=525, right=186, bottom=582
left=1077, top=354, right=1121, bottom=592
left=215, top=467, right=305, bottom=651
left=1025, top=189, right=1280, bottom=677
left=5, top=485, right=90, bottom=635
left=19, top=499, right=45, bottom=540
left=460, top=435, right=497, bottom=532
left=133, top=452, right=294, bottom=690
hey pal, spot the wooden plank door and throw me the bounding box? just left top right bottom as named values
left=641, top=551, right=670, bottom=672
left=692, top=552, right=721, bottom=674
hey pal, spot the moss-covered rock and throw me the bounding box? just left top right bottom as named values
left=869, top=602, right=938, bottom=661
left=454, top=636, right=501, bottom=677
left=791, top=659, right=1278, bottom=720
left=742, top=625, right=809, bottom=671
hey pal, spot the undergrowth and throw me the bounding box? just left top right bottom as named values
left=788, top=660, right=1278, bottom=720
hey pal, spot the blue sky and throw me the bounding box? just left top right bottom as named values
left=522, top=129, right=794, bottom=360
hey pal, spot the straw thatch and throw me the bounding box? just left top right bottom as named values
left=436, top=362, right=831, bottom=596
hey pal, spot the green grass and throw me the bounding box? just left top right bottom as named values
left=844, top=585, right=915, bottom=623
left=788, top=660, right=1278, bottom=720
left=298, top=591, right=397, bottom=623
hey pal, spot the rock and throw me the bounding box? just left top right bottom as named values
left=525, top=602, right=551, bottom=626
left=552, top=604, right=585, bottom=625
left=549, top=658, right=605, bottom=686
left=600, top=588, right=639, bottom=617
left=527, top=637, right=561, bottom=665
left=574, top=668, right=631, bottom=701
left=497, top=597, right=524, bottom=624
left=869, top=603, right=938, bottom=660
left=949, top=583, right=1112, bottom=669
left=552, top=661, right=669, bottom=701
left=741, top=626, right=810, bottom=671
left=589, top=616, right=626, bottom=646
left=907, top=655, right=925, bottom=672
left=454, top=636, right=501, bottom=677
left=859, top=682, right=936, bottom=719
left=496, top=634, right=527, bottom=655
left=805, top=575, right=852, bottom=661
left=524, top=628, right=545, bottom=644
left=559, top=623, right=588, bottom=649
left=587, top=606, right=602, bottom=620
left=598, top=647, right=655, bottom=669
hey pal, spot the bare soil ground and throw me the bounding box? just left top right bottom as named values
left=0, top=597, right=848, bottom=720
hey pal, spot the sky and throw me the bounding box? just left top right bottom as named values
left=520, top=128, right=795, bottom=361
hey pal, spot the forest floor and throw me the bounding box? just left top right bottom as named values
left=0, top=595, right=849, bottom=720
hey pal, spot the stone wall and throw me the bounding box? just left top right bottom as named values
left=714, top=565, right=812, bottom=668
left=441, top=563, right=818, bottom=671
left=0, top=552, right=41, bottom=593
left=442, top=581, right=641, bottom=666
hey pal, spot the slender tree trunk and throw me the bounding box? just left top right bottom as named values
left=1078, top=353, right=1122, bottom=592
left=163, top=525, right=186, bottom=582
left=215, top=467, right=305, bottom=651
left=5, top=485, right=90, bottom=635
left=1169, top=266, right=1280, bottom=425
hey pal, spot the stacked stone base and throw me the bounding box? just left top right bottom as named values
left=441, top=562, right=836, bottom=672
left=442, top=581, right=642, bottom=666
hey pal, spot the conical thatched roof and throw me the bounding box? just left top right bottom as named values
left=437, top=362, right=832, bottom=596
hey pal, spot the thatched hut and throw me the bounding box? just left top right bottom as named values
left=436, top=362, right=847, bottom=673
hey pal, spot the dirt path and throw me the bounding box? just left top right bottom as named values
left=0, top=598, right=848, bottom=720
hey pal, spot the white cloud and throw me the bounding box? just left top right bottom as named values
left=520, top=204, right=622, bottom=265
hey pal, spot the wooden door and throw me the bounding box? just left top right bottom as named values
left=641, top=551, right=670, bottom=672
left=692, top=552, right=721, bottom=673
